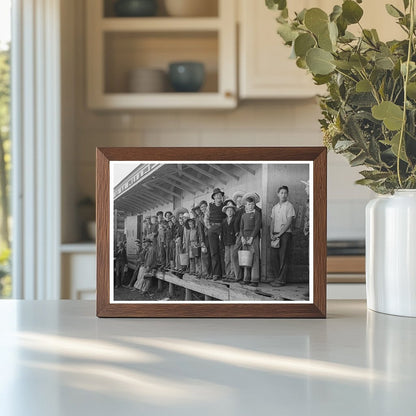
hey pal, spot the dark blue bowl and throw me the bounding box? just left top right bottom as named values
left=114, top=0, right=157, bottom=17
left=168, top=62, right=205, bottom=93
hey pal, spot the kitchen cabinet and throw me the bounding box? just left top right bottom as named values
left=61, top=244, right=96, bottom=300
left=238, top=0, right=404, bottom=99
left=238, top=0, right=325, bottom=99
left=86, top=0, right=237, bottom=109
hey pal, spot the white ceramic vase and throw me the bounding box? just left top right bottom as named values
left=366, top=190, right=416, bottom=317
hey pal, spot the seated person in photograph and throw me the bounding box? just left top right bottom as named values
left=205, top=188, right=226, bottom=281
left=184, top=217, right=201, bottom=277
left=198, top=200, right=212, bottom=279
left=270, top=185, right=296, bottom=288
left=124, top=239, right=146, bottom=288
left=221, top=199, right=237, bottom=282
left=114, top=241, right=127, bottom=289
left=240, top=195, right=261, bottom=287
left=133, top=238, right=158, bottom=294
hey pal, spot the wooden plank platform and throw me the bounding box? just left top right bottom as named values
left=155, top=271, right=309, bottom=301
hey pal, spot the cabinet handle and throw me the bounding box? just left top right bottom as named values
left=224, top=91, right=234, bottom=98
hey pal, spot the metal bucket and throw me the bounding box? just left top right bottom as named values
left=179, top=252, right=189, bottom=266
left=190, top=246, right=201, bottom=258
left=238, top=249, right=253, bottom=267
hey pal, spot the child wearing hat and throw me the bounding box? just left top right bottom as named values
left=221, top=200, right=237, bottom=281
left=165, top=220, right=175, bottom=269
left=240, top=195, right=262, bottom=287
left=157, top=220, right=167, bottom=269
left=184, top=217, right=201, bottom=276
left=198, top=200, right=212, bottom=278
left=205, top=188, right=226, bottom=280
left=231, top=190, right=246, bottom=282
left=174, top=213, right=185, bottom=270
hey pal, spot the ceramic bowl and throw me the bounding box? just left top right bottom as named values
left=128, top=68, right=167, bottom=93
left=114, top=0, right=158, bottom=17
left=168, top=62, right=205, bottom=92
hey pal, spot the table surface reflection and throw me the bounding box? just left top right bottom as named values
left=0, top=300, right=415, bottom=416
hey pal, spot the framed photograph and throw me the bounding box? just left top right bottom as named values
left=96, top=147, right=326, bottom=318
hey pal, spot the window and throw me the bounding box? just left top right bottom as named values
left=0, top=0, right=11, bottom=298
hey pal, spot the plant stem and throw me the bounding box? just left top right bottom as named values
left=397, top=0, right=415, bottom=188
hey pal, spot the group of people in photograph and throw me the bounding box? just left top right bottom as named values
left=115, top=184, right=305, bottom=293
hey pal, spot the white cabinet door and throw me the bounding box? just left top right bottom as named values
left=238, top=0, right=404, bottom=99
left=239, top=0, right=325, bottom=99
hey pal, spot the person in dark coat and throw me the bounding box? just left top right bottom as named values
left=165, top=219, right=175, bottom=269
left=240, top=195, right=262, bottom=287
left=114, top=241, right=127, bottom=288
left=205, top=188, right=226, bottom=280
left=184, top=217, right=201, bottom=276
left=231, top=190, right=246, bottom=282
left=198, top=200, right=212, bottom=278
left=221, top=200, right=237, bottom=281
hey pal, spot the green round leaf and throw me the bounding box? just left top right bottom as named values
left=330, top=5, right=342, bottom=22
left=375, top=55, right=395, bottom=70
left=318, top=30, right=333, bottom=52
left=385, top=4, right=403, bottom=18
left=296, top=57, right=308, bottom=69
left=342, top=0, right=364, bottom=24
left=305, top=47, right=335, bottom=75
left=356, top=79, right=372, bottom=92
left=277, top=23, right=298, bottom=43
left=294, top=33, right=316, bottom=58
left=371, top=101, right=404, bottom=131
left=304, top=8, right=329, bottom=35
left=407, top=82, right=416, bottom=99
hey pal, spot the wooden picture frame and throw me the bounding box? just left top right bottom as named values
left=96, top=147, right=327, bottom=318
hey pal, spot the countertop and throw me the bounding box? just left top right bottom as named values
left=0, top=300, right=415, bottom=415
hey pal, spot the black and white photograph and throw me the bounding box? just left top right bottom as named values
left=110, top=161, right=312, bottom=303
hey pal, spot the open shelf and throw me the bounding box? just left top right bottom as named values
left=104, top=31, right=218, bottom=94
left=87, top=0, right=236, bottom=109
left=101, top=17, right=221, bottom=32
left=103, top=0, right=219, bottom=18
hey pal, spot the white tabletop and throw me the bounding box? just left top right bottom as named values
left=0, top=300, right=415, bottom=416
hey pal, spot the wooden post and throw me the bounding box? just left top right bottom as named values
left=157, top=279, right=163, bottom=291
left=168, top=282, right=174, bottom=297
left=261, top=164, right=270, bottom=282
left=185, top=288, right=192, bottom=301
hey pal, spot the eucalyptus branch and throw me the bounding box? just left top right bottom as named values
left=358, top=69, right=381, bottom=104
left=397, top=0, right=415, bottom=188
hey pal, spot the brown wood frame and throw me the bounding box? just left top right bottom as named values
left=96, top=147, right=327, bottom=318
